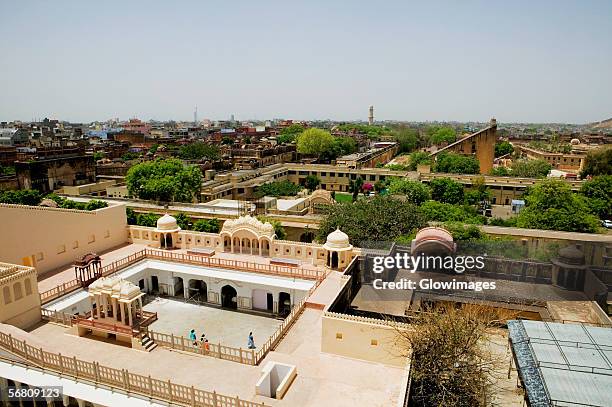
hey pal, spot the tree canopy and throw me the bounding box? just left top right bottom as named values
left=407, top=151, right=431, bottom=170
left=429, top=177, right=465, bottom=204
left=392, top=127, right=419, bottom=153
left=516, top=179, right=600, bottom=233
left=277, top=124, right=305, bottom=144
left=316, top=196, right=426, bottom=245
left=429, top=127, right=456, bottom=145
left=254, top=180, right=302, bottom=198
left=580, top=146, right=612, bottom=178
left=434, top=152, right=480, bottom=174
left=125, top=159, right=202, bottom=203
left=494, top=141, right=514, bottom=157
left=580, top=175, right=612, bottom=220
left=420, top=201, right=486, bottom=224
left=510, top=159, right=551, bottom=178
left=178, top=142, right=220, bottom=161
left=296, top=128, right=335, bottom=156
left=388, top=179, right=431, bottom=205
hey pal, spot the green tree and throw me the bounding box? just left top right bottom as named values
left=388, top=179, right=431, bottom=205
left=192, top=218, right=221, bottom=233
left=393, top=127, right=419, bottom=153
left=510, top=159, right=551, bottom=178
left=430, top=127, right=456, bottom=145
left=407, top=151, right=431, bottom=171
left=0, top=189, right=42, bottom=206
left=126, top=159, right=202, bottom=203
left=174, top=212, right=192, bottom=230
left=179, top=142, right=220, bottom=161
left=304, top=175, right=321, bottom=192
left=516, top=179, right=600, bottom=233
left=296, top=128, right=334, bottom=156
left=255, top=181, right=302, bottom=197
left=149, top=144, right=160, bottom=154
left=316, top=196, right=426, bottom=245
left=434, top=152, right=480, bottom=174
left=349, top=176, right=364, bottom=202
left=429, top=178, right=465, bottom=204
left=222, top=136, right=234, bottom=145
left=494, top=141, right=514, bottom=157
left=121, top=151, right=141, bottom=161
left=277, top=124, right=305, bottom=144
left=580, top=146, right=612, bottom=178
left=580, top=175, right=612, bottom=220
left=490, top=167, right=510, bottom=176
left=92, top=152, right=105, bottom=161
left=465, top=176, right=491, bottom=205
left=84, top=200, right=108, bottom=211
left=126, top=207, right=137, bottom=225
left=420, top=201, right=486, bottom=224
left=136, top=213, right=161, bottom=227
left=441, top=222, right=486, bottom=240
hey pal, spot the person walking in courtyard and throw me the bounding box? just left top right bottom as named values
left=189, top=329, right=197, bottom=346
left=247, top=332, right=256, bottom=349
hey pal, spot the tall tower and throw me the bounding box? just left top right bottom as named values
left=194, top=106, right=198, bottom=125
left=368, top=105, right=374, bottom=125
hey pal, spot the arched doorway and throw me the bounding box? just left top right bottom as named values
left=330, top=252, right=339, bottom=269
left=138, top=279, right=145, bottom=290
left=165, top=234, right=173, bottom=248
left=221, top=285, right=237, bottom=309
left=278, top=292, right=291, bottom=316
left=173, top=277, right=184, bottom=298
left=223, top=236, right=232, bottom=252
left=151, top=276, right=159, bottom=293
left=159, top=234, right=165, bottom=248
left=233, top=237, right=240, bottom=253
left=261, top=239, right=270, bottom=256
left=188, top=279, right=208, bottom=302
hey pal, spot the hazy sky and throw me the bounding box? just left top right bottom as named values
left=1, top=1, right=611, bottom=124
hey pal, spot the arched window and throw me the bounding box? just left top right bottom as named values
left=13, top=282, right=23, bottom=301
left=24, top=279, right=32, bottom=296
left=3, top=286, right=11, bottom=304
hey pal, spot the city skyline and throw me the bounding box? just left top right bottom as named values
left=1, top=1, right=611, bottom=123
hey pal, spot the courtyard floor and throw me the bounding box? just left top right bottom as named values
left=143, top=297, right=282, bottom=349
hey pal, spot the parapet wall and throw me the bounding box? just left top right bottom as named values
left=0, top=203, right=128, bottom=274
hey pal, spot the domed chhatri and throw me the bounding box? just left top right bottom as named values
left=323, top=228, right=352, bottom=251
left=156, top=213, right=181, bottom=233
left=411, top=227, right=456, bottom=256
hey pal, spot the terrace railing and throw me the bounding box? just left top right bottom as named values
left=147, top=331, right=257, bottom=365
left=0, top=331, right=267, bottom=407
left=40, top=248, right=324, bottom=305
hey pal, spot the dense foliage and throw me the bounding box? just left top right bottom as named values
left=516, top=179, right=600, bottom=233
left=388, top=179, right=431, bottom=205
left=316, top=196, right=426, bottom=245
left=429, top=178, right=465, bottom=204
left=428, top=126, right=456, bottom=145
left=178, top=142, right=220, bottom=161
left=434, top=152, right=480, bottom=174
left=0, top=190, right=107, bottom=211
left=494, top=141, right=514, bottom=157
left=296, top=128, right=335, bottom=156
left=125, top=159, right=202, bottom=203
left=254, top=180, right=302, bottom=197
left=580, top=175, right=612, bottom=220
left=277, top=124, right=305, bottom=144
left=304, top=175, right=321, bottom=192
left=336, top=124, right=390, bottom=139
left=510, top=159, right=551, bottom=178
left=420, top=201, right=486, bottom=224
left=126, top=208, right=221, bottom=233
left=392, top=127, right=419, bottom=153
left=580, top=146, right=612, bottom=178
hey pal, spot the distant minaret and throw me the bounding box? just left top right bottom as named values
left=194, top=106, right=198, bottom=125
left=368, top=105, right=374, bottom=125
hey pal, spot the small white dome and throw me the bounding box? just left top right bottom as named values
left=156, top=214, right=180, bottom=232
left=323, top=228, right=352, bottom=251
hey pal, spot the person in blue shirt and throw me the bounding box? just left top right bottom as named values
left=247, top=332, right=256, bottom=349
left=189, top=329, right=197, bottom=346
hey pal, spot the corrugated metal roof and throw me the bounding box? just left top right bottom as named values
left=508, top=320, right=612, bottom=407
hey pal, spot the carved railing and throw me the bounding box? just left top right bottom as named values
left=0, top=331, right=267, bottom=407
left=40, top=248, right=324, bottom=305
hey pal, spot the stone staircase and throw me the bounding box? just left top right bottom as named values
left=140, top=334, right=158, bottom=352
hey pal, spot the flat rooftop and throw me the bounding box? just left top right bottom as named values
left=509, top=320, right=612, bottom=407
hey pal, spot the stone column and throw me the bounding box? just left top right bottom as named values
left=128, top=302, right=133, bottom=327
left=0, top=377, right=9, bottom=404
left=117, top=301, right=123, bottom=323
left=90, top=296, right=96, bottom=318
left=111, top=298, right=117, bottom=321
left=77, top=399, right=86, bottom=407
left=183, top=282, right=189, bottom=299
left=14, top=381, right=24, bottom=407
left=62, top=394, right=70, bottom=406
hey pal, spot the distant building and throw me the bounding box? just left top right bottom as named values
left=429, top=118, right=497, bottom=175
left=0, top=128, right=29, bottom=146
